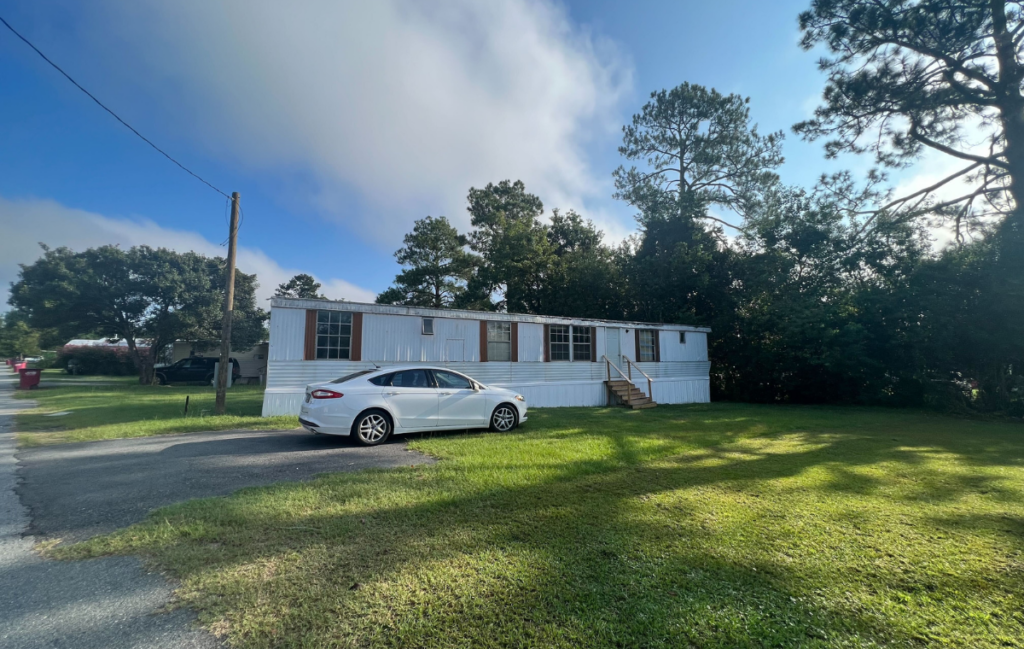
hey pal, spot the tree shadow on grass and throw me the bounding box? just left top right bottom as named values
left=58, top=406, right=1024, bottom=648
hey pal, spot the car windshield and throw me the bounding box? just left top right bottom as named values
left=330, top=370, right=376, bottom=384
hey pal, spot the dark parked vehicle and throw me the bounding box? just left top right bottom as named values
left=155, top=357, right=241, bottom=385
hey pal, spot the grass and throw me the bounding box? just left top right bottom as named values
left=35, top=368, right=139, bottom=384
left=54, top=403, right=1024, bottom=648
left=15, top=382, right=295, bottom=446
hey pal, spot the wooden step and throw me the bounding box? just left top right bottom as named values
left=631, top=401, right=657, bottom=410
left=606, top=379, right=657, bottom=409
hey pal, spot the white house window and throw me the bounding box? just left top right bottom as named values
left=422, top=317, right=434, bottom=335
left=316, top=310, right=352, bottom=359
left=487, top=321, right=512, bottom=361
left=680, top=331, right=686, bottom=344
left=549, top=325, right=571, bottom=361
left=638, top=330, right=656, bottom=362
left=573, top=327, right=592, bottom=361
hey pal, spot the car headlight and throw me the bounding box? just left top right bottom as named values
left=514, top=394, right=525, bottom=402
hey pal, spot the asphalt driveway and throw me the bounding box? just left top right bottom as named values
left=1, top=373, right=432, bottom=648
left=17, top=428, right=431, bottom=544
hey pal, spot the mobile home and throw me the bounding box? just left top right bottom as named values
left=261, top=297, right=711, bottom=417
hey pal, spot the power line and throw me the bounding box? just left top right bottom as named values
left=0, top=14, right=230, bottom=199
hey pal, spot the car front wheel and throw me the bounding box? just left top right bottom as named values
left=353, top=410, right=392, bottom=446
left=489, top=405, right=518, bottom=432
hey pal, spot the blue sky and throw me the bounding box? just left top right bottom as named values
left=1, top=0, right=886, bottom=306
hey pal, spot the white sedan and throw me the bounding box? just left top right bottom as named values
left=298, top=366, right=528, bottom=445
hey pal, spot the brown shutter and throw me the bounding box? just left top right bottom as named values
left=590, top=326, right=597, bottom=362
left=653, top=330, right=660, bottom=362
left=350, top=312, right=363, bottom=361
left=303, top=310, right=318, bottom=360
left=634, top=328, right=641, bottom=362
left=543, top=324, right=550, bottom=362
left=511, top=322, right=519, bottom=362
left=480, top=320, right=488, bottom=362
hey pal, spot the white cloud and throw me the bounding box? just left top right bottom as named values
left=76, top=0, right=632, bottom=244
left=0, top=196, right=377, bottom=309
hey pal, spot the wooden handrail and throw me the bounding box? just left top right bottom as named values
left=625, top=357, right=653, bottom=399
left=601, top=355, right=629, bottom=382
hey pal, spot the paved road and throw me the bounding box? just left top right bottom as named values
left=0, top=373, right=430, bottom=648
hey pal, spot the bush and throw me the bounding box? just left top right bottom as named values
left=58, top=346, right=138, bottom=376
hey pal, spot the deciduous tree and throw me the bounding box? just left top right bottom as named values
left=9, top=245, right=267, bottom=383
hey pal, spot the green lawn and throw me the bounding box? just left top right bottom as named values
left=56, top=404, right=1024, bottom=648
left=16, top=382, right=296, bottom=446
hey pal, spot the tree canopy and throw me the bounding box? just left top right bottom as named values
left=376, top=216, right=477, bottom=308
left=796, top=0, right=1024, bottom=248
left=9, top=245, right=267, bottom=383
left=614, top=83, right=784, bottom=234
left=275, top=274, right=325, bottom=299
left=373, top=71, right=1022, bottom=415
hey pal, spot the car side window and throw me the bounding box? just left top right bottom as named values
left=390, top=369, right=432, bottom=388
left=434, top=371, right=472, bottom=390
left=368, top=373, right=391, bottom=386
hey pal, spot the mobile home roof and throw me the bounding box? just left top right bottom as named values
left=269, top=297, right=711, bottom=333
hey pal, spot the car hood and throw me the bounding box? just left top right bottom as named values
left=485, top=385, right=520, bottom=397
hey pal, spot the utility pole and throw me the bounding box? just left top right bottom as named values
left=215, top=192, right=240, bottom=415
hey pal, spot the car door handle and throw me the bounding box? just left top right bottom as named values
left=386, top=391, right=400, bottom=395
left=439, top=392, right=452, bottom=396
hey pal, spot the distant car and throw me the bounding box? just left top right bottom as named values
left=299, top=365, right=528, bottom=446
left=155, top=357, right=241, bottom=385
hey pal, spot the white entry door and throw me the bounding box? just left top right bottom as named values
left=606, top=328, right=622, bottom=370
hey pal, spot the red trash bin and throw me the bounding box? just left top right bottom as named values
left=13, top=361, right=26, bottom=373
left=19, top=368, right=41, bottom=390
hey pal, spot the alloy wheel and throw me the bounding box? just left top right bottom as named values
left=492, top=406, right=516, bottom=432
left=358, top=413, right=390, bottom=443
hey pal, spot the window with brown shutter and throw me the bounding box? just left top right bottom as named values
left=303, top=310, right=317, bottom=360
left=543, top=324, right=550, bottom=362
left=486, top=321, right=512, bottom=361
left=350, top=313, right=363, bottom=361
left=304, top=309, right=356, bottom=360
left=479, top=321, right=488, bottom=362
left=590, top=326, right=597, bottom=362
left=511, top=322, right=519, bottom=362
left=637, top=329, right=657, bottom=362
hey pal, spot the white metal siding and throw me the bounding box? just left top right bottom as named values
left=268, top=308, right=306, bottom=361
left=360, top=314, right=481, bottom=362
left=518, top=323, right=544, bottom=362
left=652, top=378, right=711, bottom=404
left=660, top=331, right=708, bottom=362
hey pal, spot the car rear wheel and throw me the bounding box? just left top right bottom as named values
left=353, top=410, right=392, bottom=446
left=490, top=404, right=518, bottom=432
